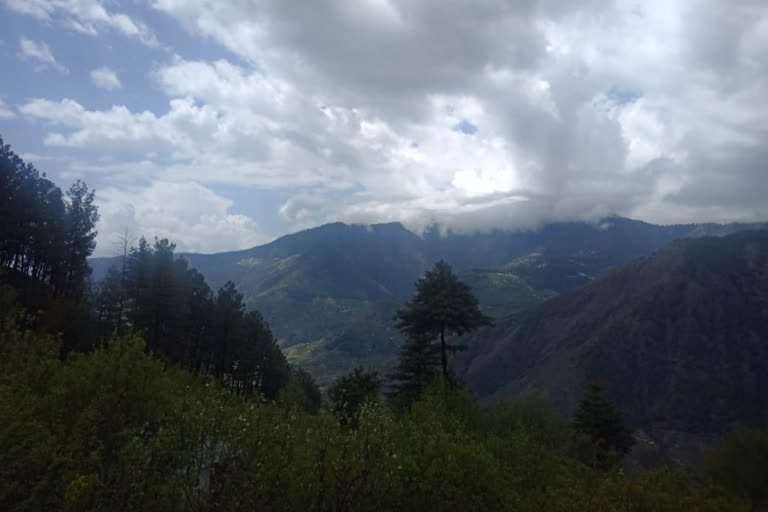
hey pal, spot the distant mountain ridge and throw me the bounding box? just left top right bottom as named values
left=89, top=217, right=768, bottom=386
left=92, top=216, right=767, bottom=293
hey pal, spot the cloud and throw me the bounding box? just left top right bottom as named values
left=19, top=97, right=220, bottom=156
left=18, top=38, right=68, bottom=73
left=12, top=0, right=768, bottom=253
left=3, top=0, right=158, bottom=46
left=90, top=67, right=121, bottom=90
left=94, top=181, right=267, bottom=256
left=0, top=98, right=15, bottom=119
left=145, top=1, right=760, bottom=232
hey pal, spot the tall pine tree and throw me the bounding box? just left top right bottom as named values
left=387, top=332, right=441, bottom=405
left=62, top=180, right=99, bottom=297
left=396, top=260, right=492, bottom=381
left=572, top=381, right=635, bottom=469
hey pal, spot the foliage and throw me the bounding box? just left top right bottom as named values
left=396, top=259, right=493, bottom=380
left=0, top=135, right=294, bottom=415
left=328, top=367, right=382, bottom=427
left=387, top=332, right=441, bottom=408
left=0, top=137, right=98, bottom=297
left=571, top=381, right=635, bottom=470
left=0, top=316, right=750, bottom=511
left=93, top=236, right=291, bottom=401
left=704, top=425, right=768, bottom=511
left=294, top=366, right=322, bottom=414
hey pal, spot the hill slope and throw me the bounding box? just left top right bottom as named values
left=464, top=231, right=768, bottom=461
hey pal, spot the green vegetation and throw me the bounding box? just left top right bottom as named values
left=0, top=136, right=99, bottom=299
left=572, top=381, right=635, bottom=470
left=328, top=366, right=382, bottom=427
left=0, top=313, right=755, bottom=511
left=387, top=332, right=441, bottom=407
left=94, top=236, right=297, bottom=402
left=704, top=425, right=768, bottom=511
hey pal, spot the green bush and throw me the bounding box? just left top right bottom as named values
left=0, top=318, right=754, bottom=511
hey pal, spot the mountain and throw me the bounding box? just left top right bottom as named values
left=89, top=217, right=767, bottom=387
left=463, top=231, right=768, bottom=464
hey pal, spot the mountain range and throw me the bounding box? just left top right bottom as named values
left=90, top=216, right=767, bottom=390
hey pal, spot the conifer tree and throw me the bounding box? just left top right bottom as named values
left=572, top=381, right=634, bottom=469
left=62, top=180, right=99, bottom=296
left=387, top=332, right=441, bottom=405
left=396, top=260, right=492, bottom=380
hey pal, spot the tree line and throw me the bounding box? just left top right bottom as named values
left=0, top=135, right=316, bottom=406
left=93, top=236, right=319, bottom=404
left=0, top=137, right=98, bottom=297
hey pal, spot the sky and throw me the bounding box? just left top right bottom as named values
left=1, top=0, right=767, bottom=256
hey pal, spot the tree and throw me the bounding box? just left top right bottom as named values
left=112, top=228, right=135, bottom=335
left=396, top=260, right=493, bottom=380
left=329, top=367, right=382, bottom=427
left=62, top=180, right=99, bottom=296
left=96, top=236, right=294, bottom=401
left=212, top=281, right=245, bottom=380
left=571, top=381, right=634, bottom=469
left=94, top=264, right=126, bottom=338
left=387, top=332, right=441, bottom=407
left=295, top=367, right=322, bottom=414
left=0, top=136, right=89, bottom=296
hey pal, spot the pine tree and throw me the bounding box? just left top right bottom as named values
left=62, top=180, right=99, bottom=297
left=396, top=260, right=493, bottom=380
left=387, top=332, right=441, bottom=405
left=212, top=281, right=245, bottom=381
left=94, top=264, right=126, bottom=338
left=572, top=381, right=634, bottom=469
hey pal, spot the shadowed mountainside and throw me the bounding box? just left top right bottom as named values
left=463, top=230, right=768, bottom=464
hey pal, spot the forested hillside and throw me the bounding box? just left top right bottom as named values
left=463, top=231, right=768, bottom=464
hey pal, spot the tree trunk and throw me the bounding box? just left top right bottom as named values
left=440, top=324, right=448, bottom=381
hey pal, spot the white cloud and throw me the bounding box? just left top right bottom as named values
left=0, top=98, right=15, bottom=119
left=90, top=67, right=121, bottom=90
left=94, top=181, right=267, bottom=256
left=145, top=1, right=763, bottom=231
left=18, top=38, right=68, bottom=73
left=12, top=0, right=768, bottom=252
left=3, top=0, right=158, bottom=46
